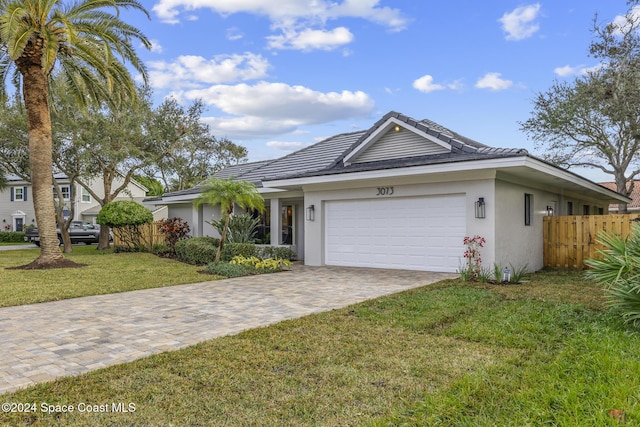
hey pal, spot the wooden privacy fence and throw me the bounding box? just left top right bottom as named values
left=112, top=220, right=165, bottom=248
left=543, top=214, right=640, bottom=269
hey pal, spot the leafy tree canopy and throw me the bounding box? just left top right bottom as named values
left=97, top=201, right=153, bottom=228
left=520, top=6, right=640, bottom=211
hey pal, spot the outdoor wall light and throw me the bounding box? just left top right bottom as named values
left=394, top=124, right=401, bottom=132
left=546, top=206, right=554, bottom=216
left=474, top=197, right=486, bottom=219
left=306, top=204, right=315, bottom=221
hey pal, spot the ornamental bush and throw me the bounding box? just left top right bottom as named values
left=175, top=237, right=220, bottom=265
left=97, top=201, right=154, bottom=250
left=0, top=231, right=26, bottom=243
left=220, top=243, right=258, bottom=262
left=257, top=245, right=297, bottom=260
left=205, top=261, right=253, bottom=278
left=159, top=217, right=190, bottom=250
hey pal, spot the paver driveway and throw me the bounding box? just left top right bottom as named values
left=0, top=265, right=454, bottom=394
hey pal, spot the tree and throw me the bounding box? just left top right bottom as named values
left=134, top=174, right=164, bottom=197
left=520, top=7, right=640, bottom=213
left=146, top=98, right=248, bottom=192
left=97, top=200, right=153, bottom=250
left=0, top=0, right=150, bottom=268
left=52, top=85, right=155, bottom=250
left=194, top=178, right=264, bottom=264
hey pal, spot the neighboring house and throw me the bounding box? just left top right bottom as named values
left=600, top=181, right=640, bottom=213
left=1, top=173, right=165, bottom=231
left=147, top=111, right=629, bottom=273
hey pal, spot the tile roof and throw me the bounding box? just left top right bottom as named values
left=157, top=111, right=529, bottom=198
left=600, top=181, right=640, bottom=208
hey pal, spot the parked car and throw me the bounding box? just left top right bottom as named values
left=24, top=221, right=101, bottom=246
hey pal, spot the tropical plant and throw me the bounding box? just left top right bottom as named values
left=586, top=225, right=640, bottom=326
left=159, top=217, right=190, bottom=251
left=209, top=213, right=261, bottom=244
left=194, top=178, right=264, bottom=264
left=0, top=0, right=150, bottom=267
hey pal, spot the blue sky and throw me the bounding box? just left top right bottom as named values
left=125, top=1, right=634, bottom=182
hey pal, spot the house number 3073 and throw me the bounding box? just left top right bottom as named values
left=376, top=186, right=394, bottom=196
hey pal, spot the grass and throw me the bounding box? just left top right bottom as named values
left=1, top=269, right=639, bottom=426
left=0, top=245, right=211, bottom=307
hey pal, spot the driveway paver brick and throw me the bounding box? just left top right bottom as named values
left=0, top=265, right=453, bottom=394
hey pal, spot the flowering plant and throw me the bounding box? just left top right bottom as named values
left=462, top=235, right=486, bottom=281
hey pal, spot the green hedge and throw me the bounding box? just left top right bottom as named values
left=173, top=239, right=297, bottom=265
left=175, top=237, right=221, bottom=265
left=257, top=245, right=297, bottom=261
left=220, top=243, right=258, bottom=262
left=205, top=261, right=253, bottom=278
left=0, top=231, right=26, bottom=243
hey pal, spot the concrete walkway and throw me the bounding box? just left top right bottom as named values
left=0, top=265, right=454, bottom=395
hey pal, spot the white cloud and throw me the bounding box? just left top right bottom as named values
left=153, top=0, right=406, bottom=29
left=554, top=64, right=602, bottom=77
left=180, top=81, right=374, bottom=139
left=181, top=81, right=374, bottom=119
left=412, top=75, right=445, bottom=93
left=266, top=141, right=307, bottom=151
left=152, top=0, right=406, bottom=51
left=267, top=27, right=354, bottom=51
left=148, top=52, right=270, bottom=89
left=226, top=27, right=244, bottom=41
left=149, top=39, right=163, bottom=53
left=499, top=3, right=541, bottom=41
left=413, top=75, right=463, bottom=93
left=611, top=5, right=640, bottom=36
left=475, top=72, right=513, bottom=91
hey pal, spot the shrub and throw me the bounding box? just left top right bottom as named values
left=205, top=261, right=253, bottom=278
left=230, top=255, right=291, bottom=272
left=257, top=245, right=297, bottom=260
left=586, top=225, right=640, bottom=327
left=0, top=231, right=26, bottom=243
left=220, top=243, right=258, bottom=262
left=97, top=201, right=154, bottom=250
left=175, top=237, right=220, bottom=265
left=209, top=213, right=261, bottom=244
left=159, top=217, right=190, bottom=250
left=151, top=243, right=174, bottom=258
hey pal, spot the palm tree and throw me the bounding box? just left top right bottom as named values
left=194, top=178, right=265, bottom=264
left=0, top=0, right=150, bottom=268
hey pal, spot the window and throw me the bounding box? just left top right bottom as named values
left=598, top=207, right=604, bottom=215
left=567, top=201, right=573, bottom=215
left=583, top=205, right=590, bottom=215
left=13, top=187, right=23, bottom=201
left=10, top=187, right=27, bottom=202
left=81, top=187, right=91, bottom=203
left=53, top=185, right=71, bottom=200
left=524, top=193, right=533, bottom=226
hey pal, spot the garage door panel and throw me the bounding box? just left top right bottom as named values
left=325, top=195, right=466, bottom=272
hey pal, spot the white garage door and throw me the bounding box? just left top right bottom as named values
left=325, top=195, right=466, bottom=272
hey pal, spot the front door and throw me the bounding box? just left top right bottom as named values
left=281, top=205, right=293, bottom=244
left=15, top=218, right=23, bottom=232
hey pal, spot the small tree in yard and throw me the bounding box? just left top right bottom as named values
left=97, top=201, right=153, bottom=251
left=194, top=178, right=264, bottom=264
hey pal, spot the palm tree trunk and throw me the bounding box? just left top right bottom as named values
left=215, top=211, right=231, bottom=264
left=22, top=64, right=64, bottom=266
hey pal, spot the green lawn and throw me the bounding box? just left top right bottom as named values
left=0, top=268, right=638, bottom=426
left=0, top=245, right=211, bottom=307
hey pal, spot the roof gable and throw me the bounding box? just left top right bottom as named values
left=344, top=117, right=452, bottom=165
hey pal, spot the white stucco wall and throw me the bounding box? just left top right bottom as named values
left=301, top=172, right=496, bottom=269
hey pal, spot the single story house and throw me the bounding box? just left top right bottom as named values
left=1, top=173, right=166, bottom=231
left=147, top=111, right=629, bottom=273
